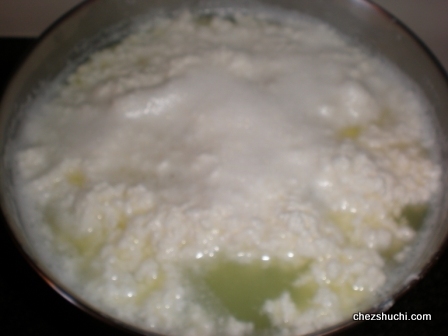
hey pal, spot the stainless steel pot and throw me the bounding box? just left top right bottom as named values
left=1, top=1, right=448, bottom=335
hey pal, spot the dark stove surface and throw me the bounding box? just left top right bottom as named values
left=1, top=38, right=447, bottom=336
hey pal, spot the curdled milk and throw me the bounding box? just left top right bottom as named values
left=15, top=11, right=441, bottom=336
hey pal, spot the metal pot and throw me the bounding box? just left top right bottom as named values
left=1, top=0, right=448, bottom=335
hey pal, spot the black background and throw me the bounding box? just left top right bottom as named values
left=1, top=38, right=447, bottom=336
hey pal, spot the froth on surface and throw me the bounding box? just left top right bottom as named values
left=14, top=10, right=441, bottom=336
